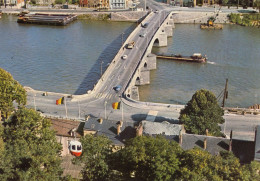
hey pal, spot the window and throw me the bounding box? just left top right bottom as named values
left=77, top=145, right=82, bottom=151
left=72, top=145, right=76, bottom=150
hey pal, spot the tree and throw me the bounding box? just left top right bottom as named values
left=254, top=0, right=260, bottom=11
left=179, top=89, right=224, bottom=136
left=177, top=148, right=247, bottom=181
left=0, top=68, right=26, bottom=119
left=0, top=107, right=63, bottom=181
left=242, top=161, right=260, bottom=181
left=73, top=134, right=113, bottom=181
left=114, top=135, right=182, bottom=181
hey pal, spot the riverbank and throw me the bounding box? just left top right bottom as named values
left=229, top=13, right=260, bottom=27
left=0, top=8, right=148, bottom=22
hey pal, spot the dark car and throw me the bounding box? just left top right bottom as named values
left=141, top=23, right=149, bottom=28
left=114, top=85, right=122, bottom=92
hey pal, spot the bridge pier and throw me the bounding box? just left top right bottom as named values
left=165, top=25, right=173, bottom=37
left=144, top=54, right=157, bottom=70
left=169, top=19, right=175, bottom=28
left=153, top=33, right=167, bottom=47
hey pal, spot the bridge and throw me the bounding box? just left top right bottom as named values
left=26, top=9, right=182, bottom=121
left=25, top=7, right=260, bottom=142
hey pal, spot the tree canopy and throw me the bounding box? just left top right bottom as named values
left=0, top=68, right=26, bottom=119
left=73, top=134, right=113, bottom=181
left=0, top=107, right=63, bottom=181
left=113, top=135, right=182, bottom=181
left=179, top=89, right=224, bottom=136
left=72, top=134, right=260, bottom=181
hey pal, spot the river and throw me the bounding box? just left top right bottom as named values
left=0, top=15, right=259, bottom=107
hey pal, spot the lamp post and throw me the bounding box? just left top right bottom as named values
left=121, top=32, right=125, bottom=46
left=33, top=93, right=36, bottom=111
left=78, top=101, right=80, bottom=119
left=104, top=101, right=107, bottom=120
left=100, top=61, right=104, bottom=78
left=64, top=97, right=68, bottom=119
left=119, top=96, right=123, bottom=121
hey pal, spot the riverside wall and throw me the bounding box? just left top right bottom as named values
left=172, top=12, right=230, bottom=24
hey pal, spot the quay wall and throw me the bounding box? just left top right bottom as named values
left=172, top=12, right=230, bottom=24
left=1, top=9, right=148, bottom=22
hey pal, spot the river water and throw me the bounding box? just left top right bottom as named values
left=1, top=15, right=259, bottom=107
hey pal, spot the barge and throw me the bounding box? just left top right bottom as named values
left=156, top=53, right=207, bottom=63
left=17, top=13, right=77, bottom=26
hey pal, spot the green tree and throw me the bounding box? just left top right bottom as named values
left=179, top=89, right=224, bottom=136
left=73, top=134, right=113, bottom=181
left=0, top=68, right=26, bottom=119
left=242, top=161, right=260, bottom=181
left=177, top=148, right=248, bottom=181
left=114, top=135, right=182, bottom=181
left=0, top=107, right=63, bottom=181
left=254, top=0, right=260, bottom=11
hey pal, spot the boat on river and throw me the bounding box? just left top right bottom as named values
left=17, top=13, right=77, bottom=26
left=156, top=53, right=207, bottom=63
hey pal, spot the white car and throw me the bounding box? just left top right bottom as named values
left=139, top=33, right=147, bottom=37
left=122, top=55, right=127, bottom=60
left=155, top=10, right=159, bottom=13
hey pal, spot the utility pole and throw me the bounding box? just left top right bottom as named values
left=222, top=79, right=228, bottom=107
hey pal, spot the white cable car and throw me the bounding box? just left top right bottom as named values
left=69, top=140, right=82, bottom=157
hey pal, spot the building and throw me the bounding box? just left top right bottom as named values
left=87, top=0, right=109, bottom=9
left=109, top=0, right=126, bottom=9
left=35, top=0, right=54, bottom=5
left=1, top=0, right=25, bottom=7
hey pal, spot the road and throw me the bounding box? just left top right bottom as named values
left=25, top=8, right=179, bottom=123
left=23, top=0, right=260, bottom=141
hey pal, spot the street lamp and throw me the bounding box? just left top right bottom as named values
left=64, top=97, right=68, bottom=119
left=121, top=32, right=125, bottom=46
left=78, top=101, right=80, bottom=119
left=100, top=61, right=104, bottom=78
left=104, top=101, right=107, bottom=120
left=33, top=93, right=36, bottom=111
left=119, top=96, right=123, bottom=121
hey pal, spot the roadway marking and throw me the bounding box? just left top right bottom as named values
left=108, top=94, right=112, bottom=99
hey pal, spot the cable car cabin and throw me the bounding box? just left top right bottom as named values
left=69, top=140, right=82, bottom=157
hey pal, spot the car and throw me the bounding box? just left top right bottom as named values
left=114, top=85, right=121, bottom=92
left=141, top=23, right=149, bottom=28
left=155, top=10, right=159, bottom=13
left=122, top=55, right=127, bottom=60
left=139, top=33, right=147, bottom=37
